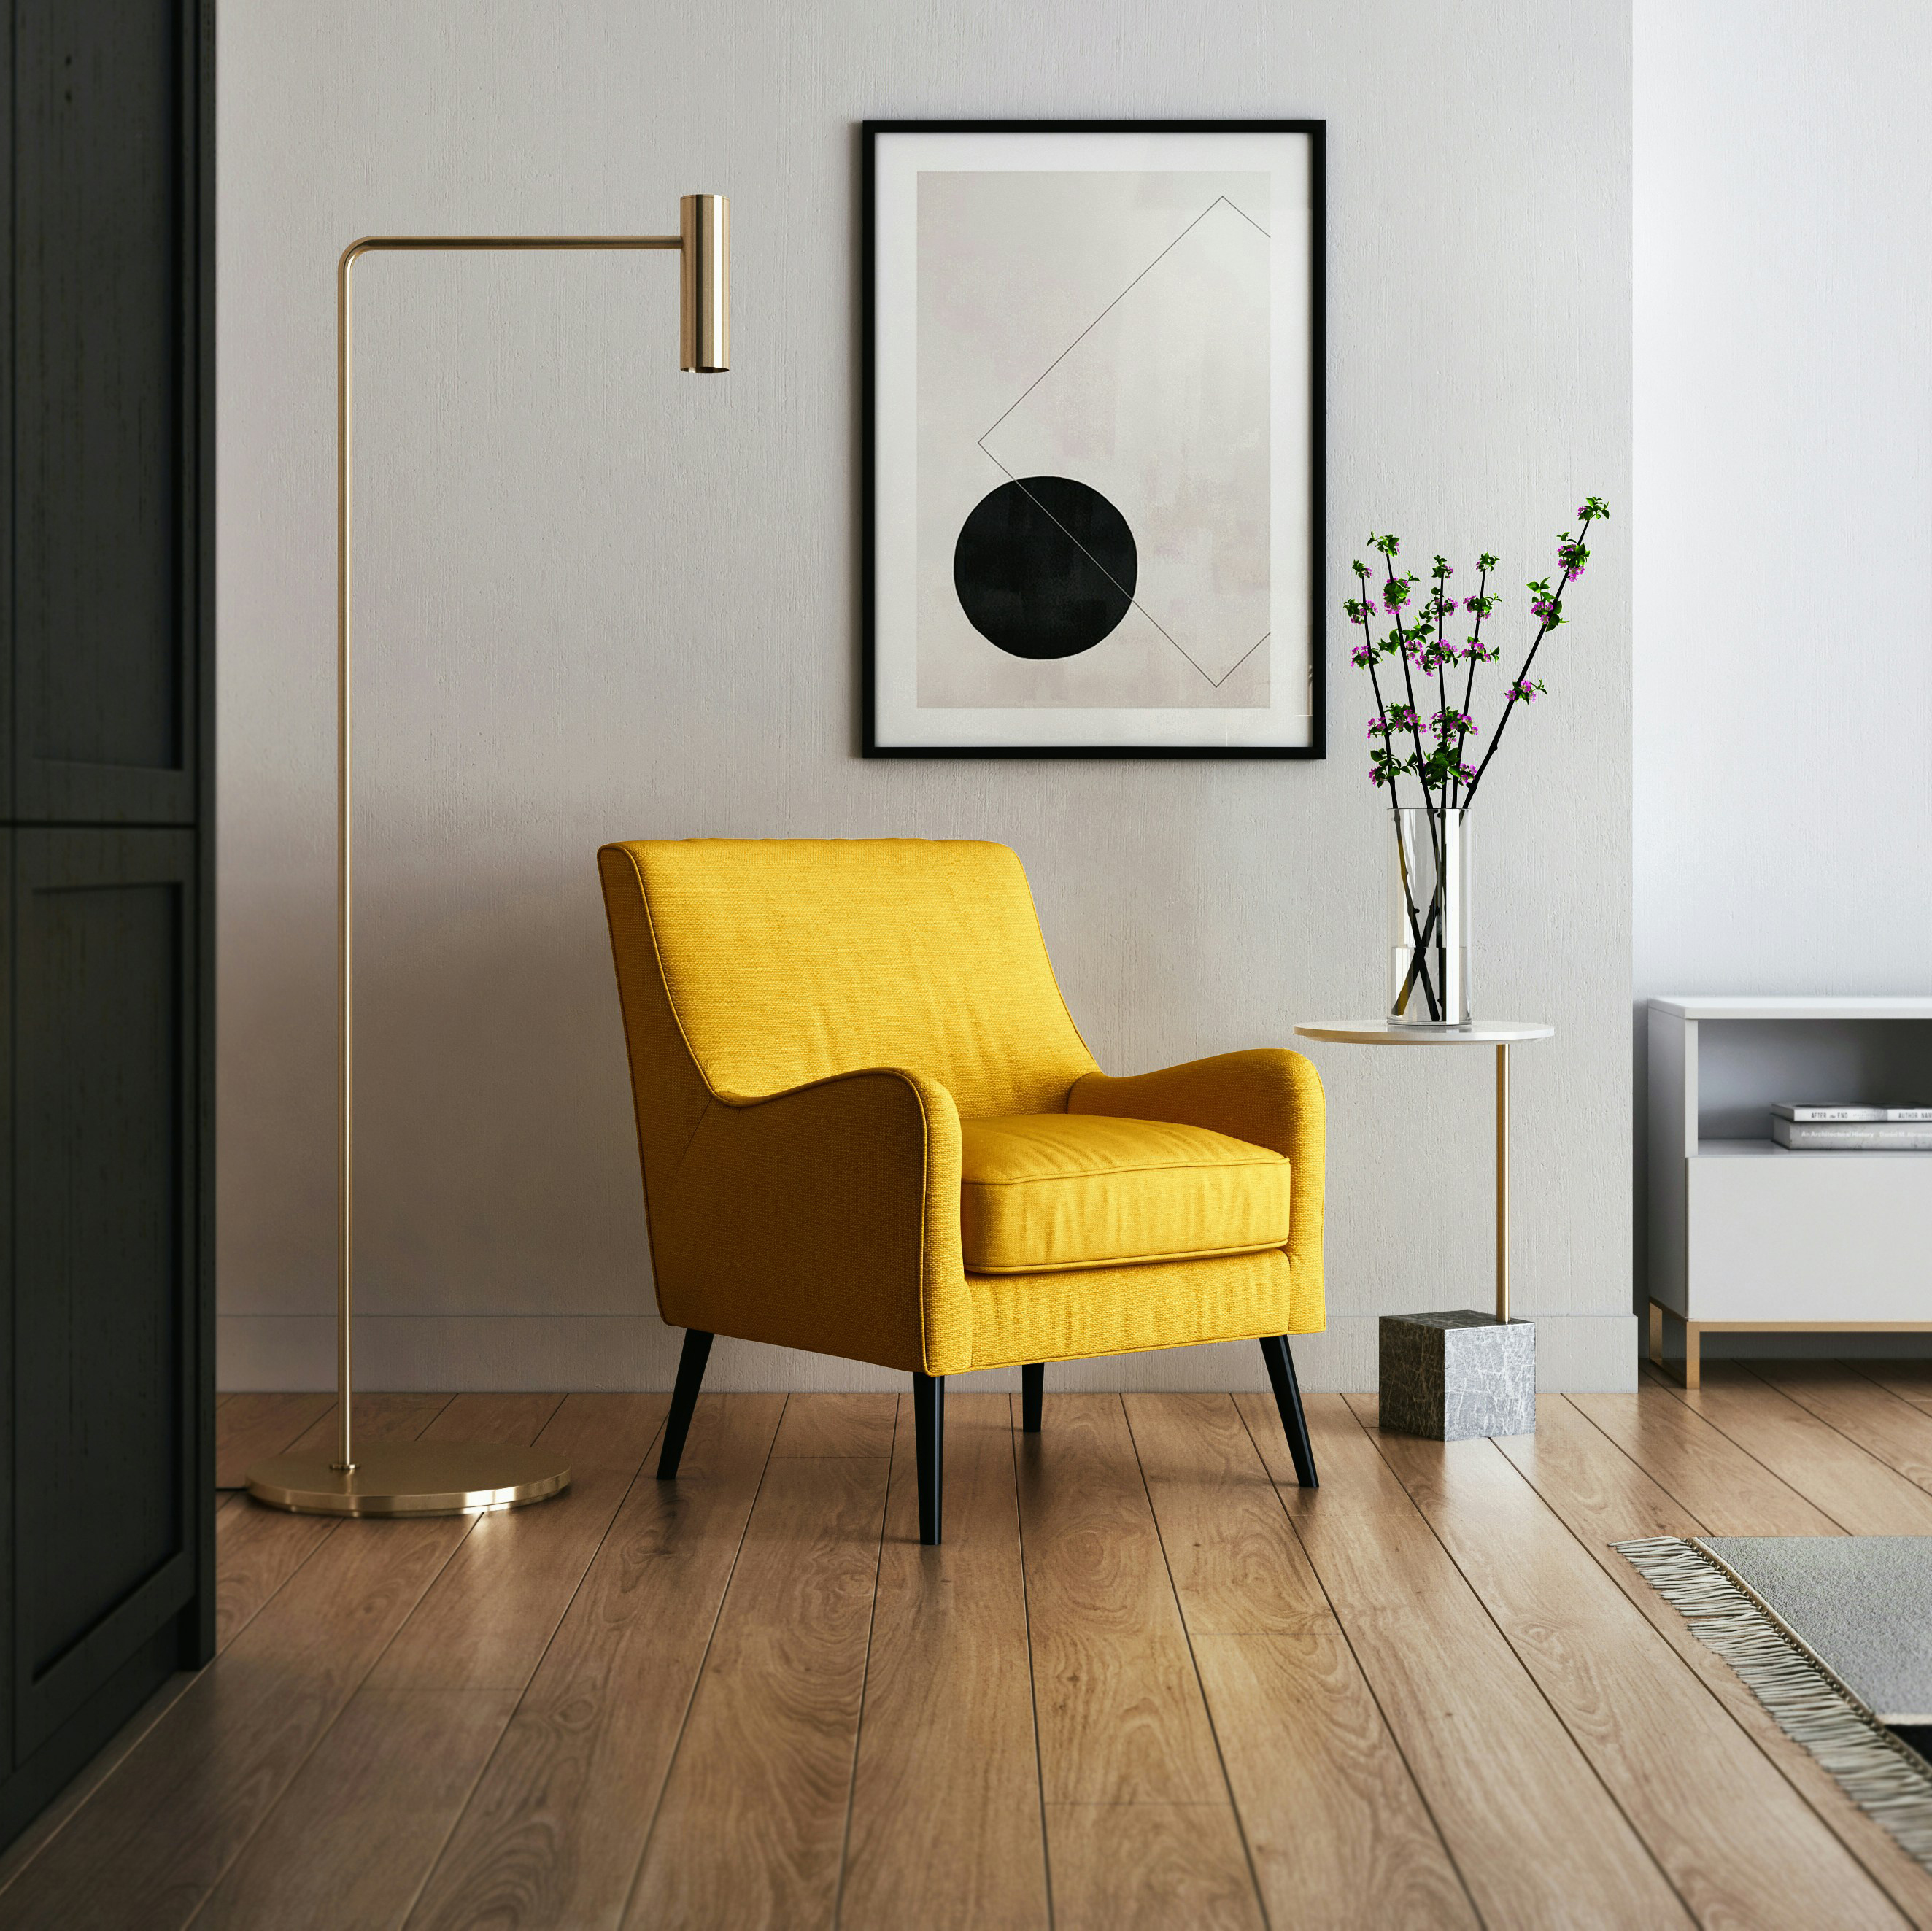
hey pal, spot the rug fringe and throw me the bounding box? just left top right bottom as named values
left=1616, top=1536, right=1932, bottom=1868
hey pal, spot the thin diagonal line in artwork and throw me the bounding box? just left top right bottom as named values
left=1221, top=198, right=1271, bottom=239
left=1216, top=631, right=1271, bottom=685
left=981, top=449, right=1264, bottom=691
left=978, top=195, right=1249, bottom=447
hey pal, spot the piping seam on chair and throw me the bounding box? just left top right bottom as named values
left=911, top=1072, right=935, bottom=1376
left=602, top=848, right=692, bottom=1304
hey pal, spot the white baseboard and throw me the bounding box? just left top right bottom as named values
left=219, top=1311, right=1641, bottom=1394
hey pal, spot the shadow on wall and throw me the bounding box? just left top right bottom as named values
left=221, top=854, right=656, bottom=1328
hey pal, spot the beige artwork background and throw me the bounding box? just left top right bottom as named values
left=916, top=170, right=1272, bottom=710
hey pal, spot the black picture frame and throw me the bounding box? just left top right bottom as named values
left=861, top=118, right=1326, bottom=760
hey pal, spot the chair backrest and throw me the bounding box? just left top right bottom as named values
left=598, top=837, right=1097, bottom=1121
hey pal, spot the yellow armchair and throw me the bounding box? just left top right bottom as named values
left=598, top=837, right=1324, bottom=1542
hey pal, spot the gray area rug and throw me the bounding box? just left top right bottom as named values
left=1619, top=1536, right=1932, bottom=1868
left=1705, top=1538, right=1932, bottom=1724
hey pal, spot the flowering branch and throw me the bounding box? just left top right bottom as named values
left=1346, top=497, right=1610, bottom=1023
left=1461, top=498, right=1608, bottom=807
left=1345, top=497, right=1609, bottom=812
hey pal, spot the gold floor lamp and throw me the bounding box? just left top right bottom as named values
left=246, top=195, right=730, bottom=1517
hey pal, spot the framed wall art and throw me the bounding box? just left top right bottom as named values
left=862, top=119, right=1325, bottom=759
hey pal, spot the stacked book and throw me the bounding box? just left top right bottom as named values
left=1772, top=1104, right=1932, bottom=1150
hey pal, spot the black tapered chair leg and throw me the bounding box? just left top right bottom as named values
left=1021, top=1363, right=1044, bottom=1433
left=914, top=1371, right=945, bottom=1545
left=1259, top=1334, right=1318, bottom=1488
left=657, top=1328, right=714, bottom=1479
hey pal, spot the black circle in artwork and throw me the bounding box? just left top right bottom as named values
left=953, top=476, right=1137, bottom=660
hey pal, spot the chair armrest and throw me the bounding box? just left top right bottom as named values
left=653, top=1066, right=970, bottom=1377
left=1069, top=1049, right=1325, bottom=1284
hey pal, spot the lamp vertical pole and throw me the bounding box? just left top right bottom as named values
left=336, top=246, right=357, bottom=1473
left=244, top=206, right=727, bottom=1516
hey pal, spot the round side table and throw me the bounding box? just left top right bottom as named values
left=1294, top=1021, right=1555, bottom=1440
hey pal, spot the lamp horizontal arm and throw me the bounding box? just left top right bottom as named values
left=339, top=234, right=683, bottom=268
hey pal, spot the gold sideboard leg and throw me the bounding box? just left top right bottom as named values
left=1647, top=1299, right=1699, bottom=1388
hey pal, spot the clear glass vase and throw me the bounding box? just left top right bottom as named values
left=1389, top=805, right=1471, bottom=1029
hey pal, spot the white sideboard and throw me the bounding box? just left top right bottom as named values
left=1647, top=996, right=1932, bottom=1385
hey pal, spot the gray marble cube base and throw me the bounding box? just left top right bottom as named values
left=1378, top=1312, right=1536, bottom=1440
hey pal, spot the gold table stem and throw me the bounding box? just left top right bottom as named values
left=1496, top=1041, right=1510, bottom=1324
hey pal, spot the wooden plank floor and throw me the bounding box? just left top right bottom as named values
left=3, top=1365, right=1932, bottom=1927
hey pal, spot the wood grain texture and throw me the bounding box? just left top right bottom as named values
left=1044, top=1803, right=1264, bottom=1931
left=190, top=1690, right=520, bottom=1931
left=277, top=1392, right=455, bottom=1462
left=211, top=1494, right=334, bottom=1655
left=1241, top=1393, right=1691, bottom=1930
left=402, top=1393, right=784, bottom=1931
left=370, top=1393, right=668, bottom=1692
left=1014, top=1394, right=1228, bottom=1806
left=1504, top=1397, right=1932, bottom=1929
left=1508, top=1394, right=1712, bottom=1544
left=0, top=1514, right=471, bottom=1929
left=1751, top=1361, right=1932, bottom=1496
left=1645, top=1363, right=1932, bottom=1533
left=28, top=1379, right=1932, bottom=1925
left=623, top=1436, right=889, bottom=1927
left=1848, top=1359, right=1932, bottom=1419
left=421, top=1391, right=566, bottom=1446
left=214, top=1393, right=333, bottom=1487
left=839, top=1395, right=1047, bottom=1931
left=1126, top=1393, right=1475, bottom=1930
left=1019, top=1395, right=1259, bottom=1931
left=215, top=1393, right=462, bottom=1653
left=770, top=1391, right=898, bottom=1458
left=1572, top=1382, right=1845, bottom=1533
left=1358, top=1395, right=1906, bottom=1931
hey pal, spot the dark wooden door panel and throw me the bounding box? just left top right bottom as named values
left=8, top=0, right=198, bottom=824
left=12, top=829, right=197, bottom=1755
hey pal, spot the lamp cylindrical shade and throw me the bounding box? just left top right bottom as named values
left=680, top=193, right=728, bottom=372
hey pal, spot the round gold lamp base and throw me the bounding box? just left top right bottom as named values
left=243, top=1441, right=571, bottom=1517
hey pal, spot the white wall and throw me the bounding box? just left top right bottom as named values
left=1634, top=1, right=1932, bottom=1345
left=218, top=0, right=1634, bottom=1393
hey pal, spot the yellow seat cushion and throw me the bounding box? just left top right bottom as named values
left=958, top=1114, right=1290, bottom=1275
left=967, top=1248, right=1312, bottom=1368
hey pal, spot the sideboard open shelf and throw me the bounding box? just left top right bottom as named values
left=1647, top=997, right=1932, bottom=1386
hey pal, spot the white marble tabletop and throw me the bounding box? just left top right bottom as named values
left=1294, top=1021, right=1555, bottom=1047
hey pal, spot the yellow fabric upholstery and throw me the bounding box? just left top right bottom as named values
left=1070, top=1048, right=1326, bottom=1317
left=630, top=838, right=1097, bottom=1118
left=959, top=1114, right=1290, bottom=1274
left=967, top=1249, right=1302, bottom=1369
left=598, top=837, right=1325, bottom=1376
